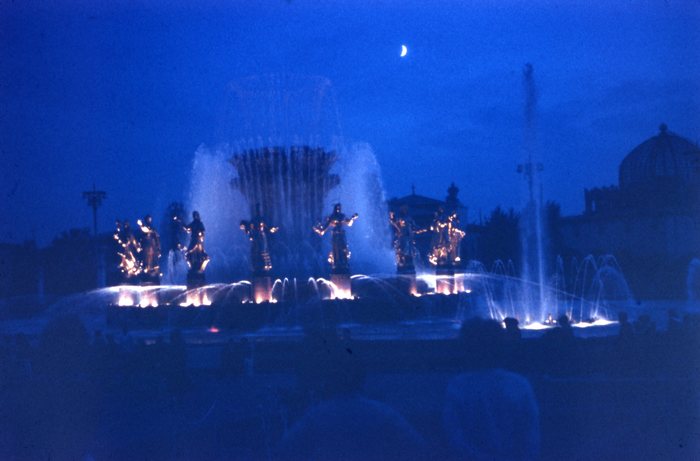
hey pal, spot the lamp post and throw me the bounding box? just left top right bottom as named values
left=82, top=183, right=107, bottom=236
left=83, top=184, right=107, bottom=288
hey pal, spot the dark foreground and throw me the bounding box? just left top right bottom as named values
left=0, top=314, right=698, bottom=460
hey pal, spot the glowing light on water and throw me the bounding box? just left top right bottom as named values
left=208, top=326, right=220, bottom=333
left=179, top=288, right=211, bottom=307
left=331, top=288, right=353, bottom=300
left=521, top=318, right=617, bottom=331
left=177, top=288, right=214, bottom=307
left=138, top=290, right=158, bottom=308
left=417, top=274, right=437, bottom=290
left=113, top=285, right=190, bottom=307
left=118, top=292, right=135, bottom=306
left=572, top=318, right=617, bottom=328
left=522, top=322, right=552, bottom=331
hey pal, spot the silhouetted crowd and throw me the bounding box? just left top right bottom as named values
left=0, top=310, right=698, bottom=460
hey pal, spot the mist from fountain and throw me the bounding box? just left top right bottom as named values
left=518, top=64, right=548, bottom=323
left=186, top=144, right=250, bottom=282
left=460, top=254, right=632, bottom=325
left=327, top=142, right=394, bottom=275
left=177, top=74, right=394, bottom=281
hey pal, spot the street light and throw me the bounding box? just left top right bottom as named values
left=82, top=183, right=107, bottom=236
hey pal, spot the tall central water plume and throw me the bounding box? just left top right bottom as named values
left=518, top=64, right=548, bottom=322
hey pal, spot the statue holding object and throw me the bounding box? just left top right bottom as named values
left=137, top=215, right=161, bottom=284
left=427, top=207, right=466, bottom=268
left=446, top=211, right=466, bottom=266
left=427, top=207, right=450, bottom=267
left=389, top=206, right=420, bottom=274
left=314, top=203, right=358, bottom=274
left=240, top=205, right=278, bottom=277
left=114, top=219, right=141, bottom=281
left=177, top=211, right=210, bottom=286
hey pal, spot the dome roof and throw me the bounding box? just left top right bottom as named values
left=619, top=124, right=700, bottom=188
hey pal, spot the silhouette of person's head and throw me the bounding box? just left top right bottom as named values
left=277, top=397, right=427, bottom=461
left=443, top=370, right=540, bottom=461
left=193, top=211, right=200, bottom=220
left=557, top=315, right=571, bottom=328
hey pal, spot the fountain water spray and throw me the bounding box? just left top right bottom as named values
left=518, top=63, right=548, bottom=322
left=185, top=75, right=393, bottom=281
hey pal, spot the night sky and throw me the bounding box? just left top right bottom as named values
left=1, top=0, right=698, bottom=245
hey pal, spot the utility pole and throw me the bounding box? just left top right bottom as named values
left=82, top=183, right=107, bottom=236
left=82, top=184, right=107, bottom=288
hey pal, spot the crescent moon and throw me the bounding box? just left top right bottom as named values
left=400, top=45, right=408, bottom=57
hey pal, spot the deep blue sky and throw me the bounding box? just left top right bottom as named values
left=1, top=0, right=698, bottom=245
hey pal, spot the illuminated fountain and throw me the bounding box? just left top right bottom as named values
left=104, top=73, right=623, bottom=335
left=232, top=145, right=339, bottom=277
left=517, top=63, right=548, bottom=324
left=455, top=255, right=631, bottom=328
left=182, top=75, right=393, bottom=284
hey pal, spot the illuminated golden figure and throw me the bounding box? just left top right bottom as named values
left=389, top=206, right=420, bottom=272
left=137, top=215, right=161, bottom=280
left=427, top=208, right=466, bottom=268
left=314, top=203, right=358, bottom=273
left=428, top=207, right=450, bottom=267
left=240, top=206, right=278, bottom=275
left=446, top=212, right=466, bottom=265
left=181, top=211, right=210, bottom=274
left=114, top=219, right=141, bottom=279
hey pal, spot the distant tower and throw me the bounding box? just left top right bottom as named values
left=82, top=183, right=107, bottom=236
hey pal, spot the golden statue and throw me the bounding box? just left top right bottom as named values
left=314, top=203, right=358, bottom=273
left=179, top=211, right=210, bottom=274
left=114, top=219, right=141, bottom=280
left=446, top=211, right=466, bottom=266
left=240, top=205, right=278, bottom=275
left=389, top=206, right=420, bottom=272
left=137, top=215, right=161, bottom=281
left=427, top=208, right=466, bottom=267
left=428, top=207, right=450, bottom=267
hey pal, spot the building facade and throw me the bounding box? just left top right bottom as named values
left=561, top=124, right=700, bottom=298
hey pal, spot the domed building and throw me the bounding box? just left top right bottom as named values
left=561, top=124, right=700, bottom=298
left=584, top=124, right=700, bottom=216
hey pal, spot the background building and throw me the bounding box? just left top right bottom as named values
left=561, top=124, right=700, bottom=299
left=388, top=183, right=478, bottom=269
